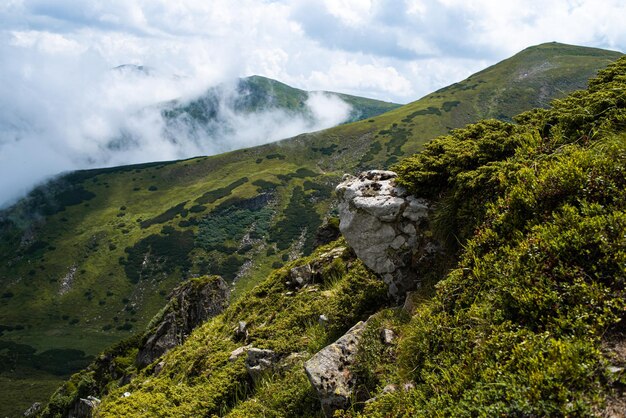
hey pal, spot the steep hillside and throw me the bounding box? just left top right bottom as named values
left=42, top=55, right=626, bottom=416
left=0, top=43, right=621, bottom=416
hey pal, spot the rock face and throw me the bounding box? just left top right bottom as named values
left=336, top=170, right=437, bottom=301
left=136, top=276, right=229, bottom=368
left=68, top=396, right=100, bottom=418
left=304, top=321, right=366, bottom=417
left=23, top=402, right=41, bottom=417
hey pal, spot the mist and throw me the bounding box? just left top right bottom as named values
left=0, top=47, right=352, bottom=208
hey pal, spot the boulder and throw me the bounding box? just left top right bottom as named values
left=336, top=170, right=438, bottom=301
left=68, top=396, right=100, bottom=418
left=136, top=276, right=229, bottom=368
left=304, top=321, right=367, bottom=417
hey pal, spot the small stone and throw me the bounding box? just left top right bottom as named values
left=403, top=291, right=418, bottom=313
left=289, top=264, right=313, bottom=289
left=246, top=348, right=277, bottom=379
left=380, top=329, right=396, bottom=344
left=318, top=314, right=329, bottom=327
left=382, top=384, right=398, bottom=394
left=234, top=320, right=248, bottom=341
left=153, top=361, right=165, bottom=375
left=229, top=345, right=252, bottom=361
left=23, top=402, right=41, bottom=417
left=123, top=392, right=131, bottom=398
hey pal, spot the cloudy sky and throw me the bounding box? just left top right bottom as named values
left=1, top=0, right=626, bottom=206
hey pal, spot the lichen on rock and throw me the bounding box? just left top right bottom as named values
left=336, top=170, right=438, bottom=301
left=304, top=321, right=367, bottom=417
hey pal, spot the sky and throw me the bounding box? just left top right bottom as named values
left=1, top=0, right=626, bottom=207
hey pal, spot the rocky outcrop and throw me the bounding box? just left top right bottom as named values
left=68, top=396, right=100, bottom=418
left=304, top=321, right=366, bottom=417
left=284, top=246, right=347, bottom=290
left=136, top=276, right=229, bottom=368
left=336, top=170, right=438, bottom=301
left=23, top=402, right=41, bottom=417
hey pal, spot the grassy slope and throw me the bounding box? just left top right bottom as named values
left=48, top=55, right=626, bottom=416
left=0, top=43, right=621, bottom=416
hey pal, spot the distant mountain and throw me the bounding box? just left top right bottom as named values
left=0, top=43, right=622, bottom=416
left=156, top=75, right=401, bottom=153
left=162, top=75, right=400, bottom=124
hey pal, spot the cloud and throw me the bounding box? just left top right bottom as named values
left=0, top=33, right=355, bottom=207
left=0, top=0, right=625, bottom=206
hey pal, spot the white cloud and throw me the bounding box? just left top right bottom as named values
left=307, top=59, right=414, bottom=101
left=0, top=0, right=625, bottom=206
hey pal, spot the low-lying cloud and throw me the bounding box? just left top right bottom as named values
left=0, top=49, right=352, bottom=208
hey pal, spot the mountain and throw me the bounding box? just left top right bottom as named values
left=0, top=43, right=622, bottom=416
left=42, top=51, right=626, bottom=417
left=155, top=75, right=401, bottom=155
left=163, top=75, right=401, bottom=124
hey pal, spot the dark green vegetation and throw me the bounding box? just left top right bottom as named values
left=345, top=53, right=626, bottom=418
left=0, top=43, right=622, bottom=416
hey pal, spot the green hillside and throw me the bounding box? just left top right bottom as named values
left=43, top=52, right=626, bottom=418
left=0, top=43, right=621, bottom=416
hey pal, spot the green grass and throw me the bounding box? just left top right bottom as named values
left=0, top=42, right=622, bottom=414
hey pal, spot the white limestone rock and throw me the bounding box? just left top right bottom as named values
left=336, top=170, right=437, bottom=300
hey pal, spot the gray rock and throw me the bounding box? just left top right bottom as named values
left=68, top=396, right=100, bottom=418
left=380, top=328, right=396, bottom=345
left=304, top=321, right=367, bottom=417
left=336, top=170, right=439, bottom=301
left=23, top=402, right=41, bottom=417
left=246, top=348, right=277, bottom=379
left=229, top=344, right=252, bottom=361
left=136, top=276, right=229, bottom=368
left=153, top=361, right=166, bottom=376
left=234, top=320, right=248, bottom=342
left=288, top=264, right=313, bottom=289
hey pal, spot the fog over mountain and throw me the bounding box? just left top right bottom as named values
left=0, top=58, right=352, bottom=208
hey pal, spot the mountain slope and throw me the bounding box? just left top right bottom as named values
left=0, top=42, right=622, bottom=416
left=44, top=55, right=626, bottom=417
